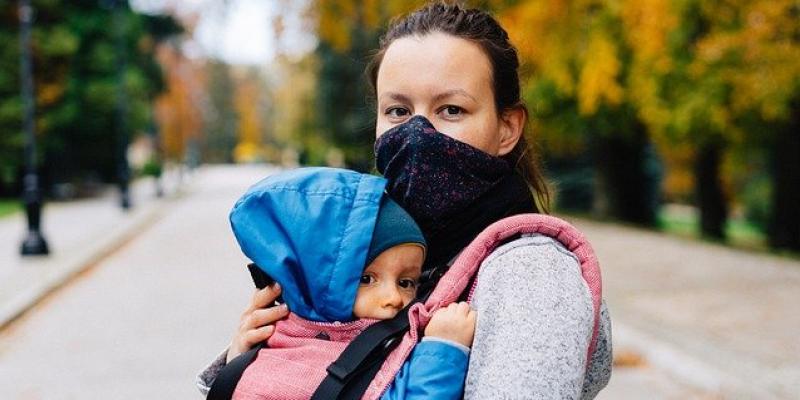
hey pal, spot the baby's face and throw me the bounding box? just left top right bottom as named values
left=353, top=244, right=423, bottom=320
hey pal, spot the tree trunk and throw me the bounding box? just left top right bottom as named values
left=768, top=105, right=800, bottom=250
left=593, top=121, right=660, bottom=226
left=694, top=141, right=728, bottom=240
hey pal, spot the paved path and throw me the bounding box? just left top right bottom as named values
left=1, top=164, right=797, bottom=399
left=580, top=218, right=800, bottom=399
left=0, top=165, right=276, bottom=398
left=0, top=169, right=184, bottom=329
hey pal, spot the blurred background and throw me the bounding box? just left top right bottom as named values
left=0, top=0, right=798, bottom=399
left=2, top=0, right=799, bottom=250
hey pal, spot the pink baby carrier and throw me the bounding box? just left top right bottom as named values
left=359, top=213, right=603, bottom=399
left=209, top=214, right=602, bottom=400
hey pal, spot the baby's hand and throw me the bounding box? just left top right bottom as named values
left=424, top=302, right=476, bottom=348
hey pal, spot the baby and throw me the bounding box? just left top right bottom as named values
left=221, top=167, right=475, bottom=400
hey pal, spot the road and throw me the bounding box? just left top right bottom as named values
left=0, top=166, right=274, bottom=398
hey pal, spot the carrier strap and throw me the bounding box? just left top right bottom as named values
left=206, top=342, right=266, bottom=400
left=310, top=304, right=414, bottom=400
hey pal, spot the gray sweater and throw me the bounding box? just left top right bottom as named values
left=464, top=234, right=611, bottom=399
left=197, top=234, right=612, bottom=398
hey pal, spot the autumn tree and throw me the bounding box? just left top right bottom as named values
left=0, top=0, right=180, bottom=196
left=497, top=0, right=661, bottom=225
left=233, top=67, right=269, bottom=163
left=202, top=60, right=237, bottom=163
left=691, top=0, right=800, bottom=249
left=621, top=0, right=800, bottom=245
left=153, top=41, right=203, bottom=164
left=308, top=0, right=426, bottom=170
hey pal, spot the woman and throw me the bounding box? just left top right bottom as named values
left=199, top=3, right=612, bottom=399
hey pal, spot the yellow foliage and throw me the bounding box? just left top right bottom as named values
left=233, top=71, right=265, bottom=163
left=653, top=139, right=695, bottom=201
left=316, top=0, right=356, bottom=51
left=694, top=0, right=800, bottom=121
left=270, top=54, right=320, bottom=147
left=621, top=0, right=676, bottom=73
left=234, top=141, right=263, bottom=164
left=578, top=33, right=624, bottom=115
left=313, top=0, right=429, bottom=52
left=153, top=44, right=204, bottom=161
left=38, top=82, right=65, bottom=106
left=500, top=0, right=575, bottom=95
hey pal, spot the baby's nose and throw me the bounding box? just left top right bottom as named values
left=382, top=285, right=404, bottom=308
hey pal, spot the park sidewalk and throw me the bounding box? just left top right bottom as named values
left=578, top=218, right=800, bottom=399
left=0, top=168, right=190, bottom=330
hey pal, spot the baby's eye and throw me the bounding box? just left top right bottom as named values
left=385, top=107, right=411, bottom=118
left=360, top=275, right=375, bottom=285
left=398, top=279, right=417, bottom=289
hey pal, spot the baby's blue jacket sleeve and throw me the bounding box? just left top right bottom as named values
left=380, top=338, right=470, bottom=400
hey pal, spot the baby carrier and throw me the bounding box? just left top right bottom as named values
left=208, top=213, right=602, bottom=400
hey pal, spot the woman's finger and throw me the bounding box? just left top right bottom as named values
left=249, top=283, right=282, bottom=310
left=244, top=304, right=289, bottom=329
left=228, top=325, right=276, bottom=363
left=243, top=325, right=275, bottom=345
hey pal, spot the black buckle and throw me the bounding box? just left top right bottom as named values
left=326, top=363, right=349, bottom=382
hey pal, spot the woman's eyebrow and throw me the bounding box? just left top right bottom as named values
left=432, top=89, right=478, bottom=104
left=379, top=89, right=477, bottom=105
left=379, top=92, right=412, bottom=104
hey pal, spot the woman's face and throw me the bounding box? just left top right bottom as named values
left=375, top=32, right=521, bottom=156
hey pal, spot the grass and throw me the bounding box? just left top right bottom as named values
left=0, top=199, right=21, bottom=219
left=656, top=204, right=768, bottom=250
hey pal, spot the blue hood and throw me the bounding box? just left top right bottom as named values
left=229, top=167, right=387, bottom=322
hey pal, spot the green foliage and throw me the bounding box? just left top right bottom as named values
left=0, top=1, right=181, bottom=196
left=139, top=157, right=162, bottom=177
left=0, top=198, right=20, bottom=218
left=657, top=205, right=767, bottom=250
left=203, top=61, right=237, bottom=163
left=315, top=41, right=377, bottom=171
left=741, top=173, right=771, bottom=230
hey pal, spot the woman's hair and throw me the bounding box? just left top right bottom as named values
left=366, top=1, right=551, bottom=213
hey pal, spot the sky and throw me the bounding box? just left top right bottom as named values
left=131, top=0, right=316, bottom=65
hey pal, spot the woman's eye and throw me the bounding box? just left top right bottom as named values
left=385, top=107, right=410, bottom=118
left=360, top=275, right=375, bottom=285
left=398, top=279, right=417, bottom=289
left=445, top=106, right=462, bottom=115
left=439, top=105, right=464, bottom=118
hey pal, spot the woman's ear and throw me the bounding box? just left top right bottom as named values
left=497, top=106, right=526, bottom=156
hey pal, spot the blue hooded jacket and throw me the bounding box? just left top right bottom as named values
left=229, top=167, right=386, bottom=322
left=228, top=167, right=468, bottom=399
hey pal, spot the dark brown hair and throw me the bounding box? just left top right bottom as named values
left=366, top=1, right=551, bottom=212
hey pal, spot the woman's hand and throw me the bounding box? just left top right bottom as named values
left=226, top=283, right=289, bottom=363
left=424, top=302, right=477, bottom=348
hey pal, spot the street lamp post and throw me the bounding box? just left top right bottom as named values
left=18, top=0, right=49, bottom=256
left=112, top=0, right=131, bottom=210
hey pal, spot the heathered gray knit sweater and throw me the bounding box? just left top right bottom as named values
left=465, top=234, right=611, bottom=399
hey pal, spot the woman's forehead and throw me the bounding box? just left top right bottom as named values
left=376, top=32, right=493, bottom=98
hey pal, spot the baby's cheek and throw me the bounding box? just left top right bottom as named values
left=401, top=292, right=416, bottom=307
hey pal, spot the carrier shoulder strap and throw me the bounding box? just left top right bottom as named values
left=310, top=261, right=449, bottom=400
left=206, top=342, right=266, bottom=400
left=310, top=303, right=414, bottom=400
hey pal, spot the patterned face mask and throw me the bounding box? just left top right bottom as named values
left=374, top=115, right=512, bottom=229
